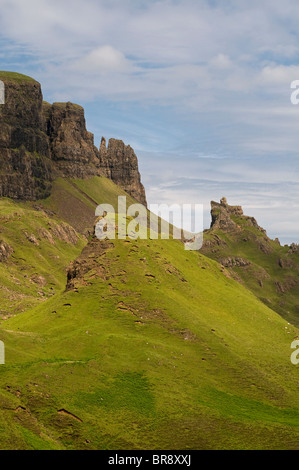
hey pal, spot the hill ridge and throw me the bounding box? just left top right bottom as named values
left=202, top=197, right=299, bottom=326
left=0, top=72, right=147, bottom=206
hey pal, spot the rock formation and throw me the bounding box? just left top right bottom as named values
left=0, top=240, right=13, bottom=262
left=99, top=137, right=147, bottom=206
left=0, top=72, right=147, bottom=205
left=210, top=197, right=266, bottom=234
left=0, top=73, right=52, bottom=199
left=44, top=101, right=100, bottom=179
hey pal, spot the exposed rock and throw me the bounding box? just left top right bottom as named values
left=275, top=277, right=298, bottom=294
left=38, top=227, right=55, bottom=245
left=38, top=223, right=79, bottom=245
left=289, top=243, right=299, bottom=254
left=0, top=240, right=13, bottom=262
left=99, top=137, right=147, bottom=206
left=50, top=223, right=79, bottom=245
left=0, top=72, right=147, bottom=205
left=258, top=239, right=273, bottom=254
left=24, top=232, right=39, bottom=246
left=66, top=237, right=112, bottom=291
left=0, top=73, right=52, bottom=200
left=210, top=198, right=266, bottom=235
left=278, top=257, right=294, bottom=269
left=202, top=234, right=227, bottom=250
left=210, top=199, right=242, bottom=232
left=44, top=102, right=100, bottom=179
left=219, top=257, right=251, bottom=268
left=203, top=196, right=299, bottom=326
left=30, top=274, right=47, bottom=287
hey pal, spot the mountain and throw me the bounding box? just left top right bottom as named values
left=0, top=72, right=146, bottom=206
left=0, top=72, right=299, bottom=450
left=201, top=197, right=299, bottom=327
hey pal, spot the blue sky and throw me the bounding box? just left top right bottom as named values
left=1, top=0, right=299, bottom=243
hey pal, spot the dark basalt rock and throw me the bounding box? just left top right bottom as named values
left=0, top=73, right=53, bottom=200
left=0, top=72, right=147, bottom=205
left=44, top=101, right=100, bottom=179
left=99, top=137, right=147, bottom=206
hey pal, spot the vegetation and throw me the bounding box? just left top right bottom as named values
left=202, top=206, right=299, bottom=326
left=0, top=72, right=38, bottom=83
left=0, top=178, right=298, bottom=449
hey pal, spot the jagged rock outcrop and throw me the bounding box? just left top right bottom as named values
left=219, top=256, right=251, bottom=268
left=44, top=102, right=100, bottom=179
left=0, top=72, right=147, bottom=205
left=210, top=197, right=266, bottom=234
left=210, top=197, right=242, bottom=232
left=202, top=196, right=299, bottom=327
left=99, top=137, right=147, bottom=206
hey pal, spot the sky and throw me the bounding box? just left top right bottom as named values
left=1, top=0, right=299, bottom=243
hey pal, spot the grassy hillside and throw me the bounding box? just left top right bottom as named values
left=0, top=176, right=138, bottom=318
left=0, top=181, right=299, bottom=449
left=36, top=176, right=137, bottom=234
left=0, top=198, right=85, bottom=318
left=201, top=200, right=299, bottom=327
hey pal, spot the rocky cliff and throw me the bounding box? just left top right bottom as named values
left=0, top=73, right=52, bottom=199
left=0, top=72, right=147, bottom=205
left=99, top=137, right=147, bottom=206
left=43, top=101, right=100, bottom=179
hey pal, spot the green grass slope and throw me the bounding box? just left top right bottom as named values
left=0, top=176, right=138, bottom=318
left=201, top=200, right=299, bottom=326
left=36, top=176, right=137, bottom=234
left=0, top=212, right=299, bottom=449
left=0, top=198, right=85, bottom=318
left=0, top=71, right=38, bottom=83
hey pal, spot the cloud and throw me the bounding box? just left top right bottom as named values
left=139, top=149, right=299, bottom=244
left=209, top=54, right=232, bottom=70
left=1, top=0, right=299, bottom=242
left=71, top=46, right=130, bottom=73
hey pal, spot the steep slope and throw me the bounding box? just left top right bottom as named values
left=0, top=197, right=85, bottom=318
left=1, top=71, right=299, bottom=451
left=201, top=197, right=299, bottom=326
left=0, top=175, right=141, bottom=318
left=35, top=176, right=138, bottom=235
left=0, top=209, right=298, bottom=449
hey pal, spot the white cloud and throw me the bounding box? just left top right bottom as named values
left=1, top=0, right=299, bottom=242
left=260, top=64, right=299, bottom=86
left=209, top=54, right=232, bottom=70
left=71, top=46, right=130, bottom=73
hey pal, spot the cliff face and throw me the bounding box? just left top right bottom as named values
left=99, top=137, right=147, bottom=206
left=44, top=101, right=100, bottom=179
left=0, top=72, right=147, bottom=205
left=0, top=73, right=52, bottom=199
